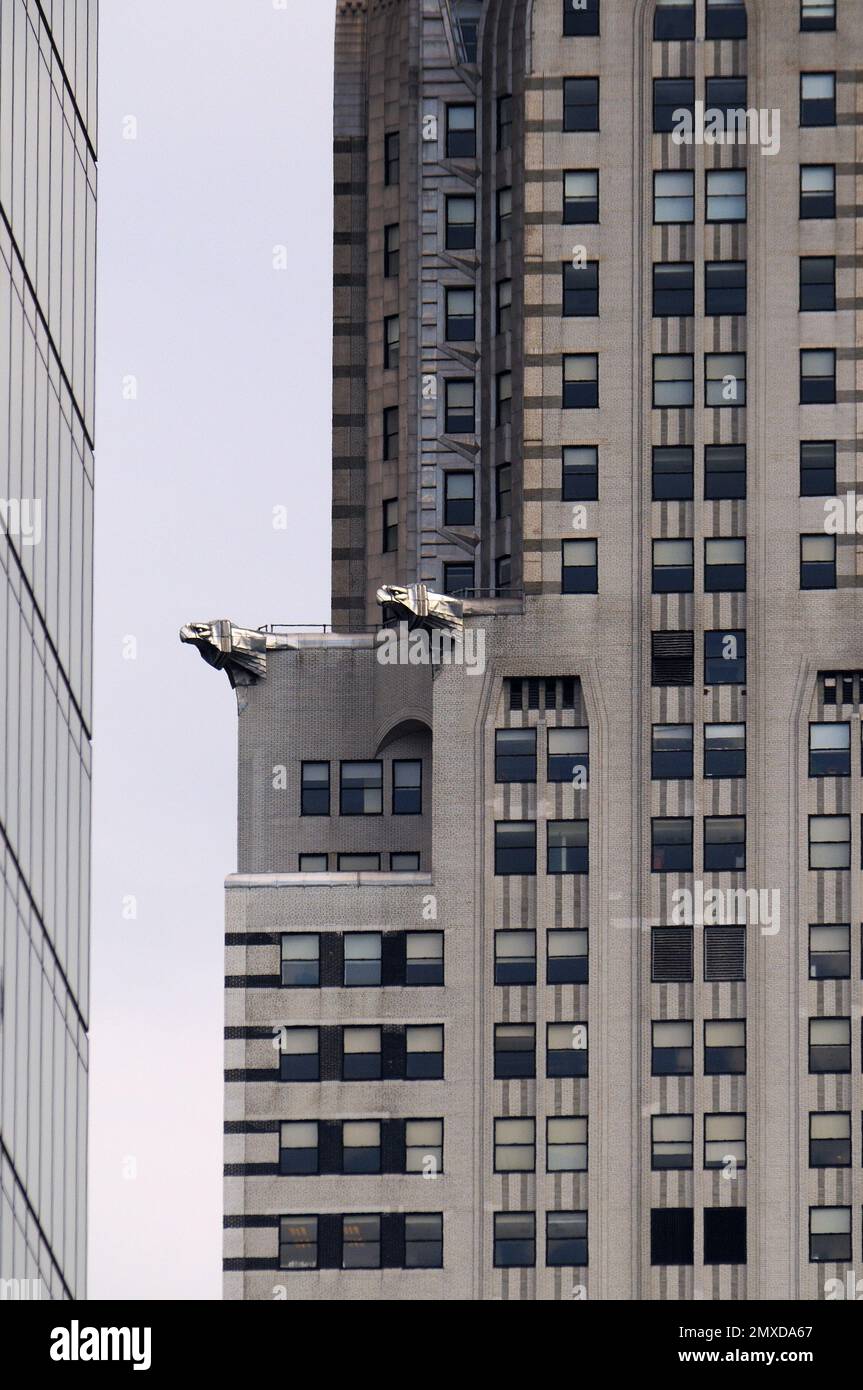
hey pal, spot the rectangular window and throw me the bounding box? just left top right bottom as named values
left=800, top=164, right=835, bottom=219
left=494, top=1118, right=536, bottom=1173
left=301, top=762, right=330, bottom=815
left=652, top=630, right=695, bottom=687
left=383, top=406, right=399, bottom=460
left=392, top=760, right=422, bottom=815
left=496, top=558, right=511, bottom=599
left=704, top=538, right=746, bottom=592
left=563, top=354, right=598, bottom=408
left=651, top=1208, right=694, bottom=1266
left=496, top=463, right=512, bottom=517
left=497, top=187, right=512, bottom=241
left=405, top=1119, right=444, bottom=1174
left=384, top=131, right=400, bottom=186
left=705, top=261, right=746, bottom=316
left=654, top=0, right=695, bottom=41
left=445, top=378, right=475, bottom=434
left=652, top=539, right=694, bottom=594
left=704, top=723, right=745, bottom=779
left=705, top=630, right=746, bottom=686
left=405, top=932, right=444, bottom=986
left=498, top=94, right=513, bottom=149
left=705, top=77, right=747, bottom=118
left=654, top=170, right=694, bottom=224
left=652, top=1020, right=693, bottom=1076
left=547, top=928, right=588, bottom=984
left=653, top=354, right=694, bottom=407
left=496, top=279, right=512, bottom=334
left=706, top=0, right=747, bottom=37
left=563, top=446, right=599, bottom=500
left=384, top=315, right=400, bottom=370
left=809, top=814, right=850, bottom=868
left=344, top=933, right=381, bottom=987
left=279, top=1122, right=318, bottom=1176
left=563, top=0, right=600, bottom=36
left=652, top=446, right=693, bottom=500
left=390, top=852, right=420, bottom=872
left=652, top=724, right=693, bottom=780
left=809, top=722, right=850, bottom=776
left=445, top=287, right=475, bottom=341
left=705, top=353, right=746, bottom=407
left=446, top=195, right=475, bottom=249
left=704, top=1019, right=746, bottom=1075
left=562, top=539, right=598, bottom=593
left=809, top=1017, right=851, bottom=1073
left=651, top=818, right=693, bottom=872
left=547, top=1022, right=588, bottom=1077
left=343, top=1215, right=380, bottom=1269
left=563, top=77, right=599, bottom=131
left=547, top=1211, right=587, bottom=1267
left=444, top=471, right=475, bottom=526
left=704, top=1115, right=746, bottom=1171
left=547, top=1117, right=588, bottom=1172
left=704, top=816, right=746, bottom=872
left=809, top=924, right=851, bottom=979
left=279, top=1217, right=318, bottom=1270
left=652, top=1115, right=693, bottom=1171
left=406, top=1025, right=444, bottom=1079
left=340, top=761, right=382, bottom=815
left=495, top=821, right=537, bottom=875
left=384, top=223, right=400, bottom=277
left=801, top=72, right=836, bottom=126
left=382, top=498, right=398, bottom=553
left=809, top=1207, right=851, bottom=1262
left=564, top=169, right=599, bottom=223
left=298, top=854, right=327, bottom=873
left=800, top=350, right=836, bottom=403
left=801, top=441, right=836, bottom=495
left=704, top=1207, right=747, bottom=1266
left=281, top=934, right=320, bottom=988
left=495, top=728, right=537, bottom=782
left=651, top=927, right=694, bottom=983
left=809, top=1112, right=851, bottom=1168
left=446, top=103, right=476, bottom=157
left=443, top=561, right=474, bottom=596
left=706, top=168, right=746, bottom=223
left=342, top=1027, right=381, bottom=1080
left=801, top=256, right=836, bottom=311
left=494, top=930, right=536, bottom=985
left=801, top=534, right=836, bottom=589
left=342, top=1121, right=381, bottom=1174
left=548, top=727, right=589, bottom=783
left=496, top=371, right=513, bottom=426
left=494, top=1212, right=535, bottom=1268
left=280, top=1028, right=320, bottom=1082
left=705, top=445, right=746, bottom=500
left=494, top=1023, right=536, bottom=1079
left=337, top=853, right=381, bottom=871
left=653, top=78, right=694, bottom=133
left=563, top=261, right=599, bottom=316
left=547, top=820, right=589, bottom=873
left=653, top=262, right=694, bottom=317
left=405, top=1214, right=443, bottom=1268
left=801, top=0, right=836, bottom=29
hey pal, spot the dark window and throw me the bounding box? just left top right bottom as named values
left=809, top=924, right=850, bottom=979
left=344, top=933, right=381, bottom=987
left=496, top=279, right=512, bottom=334
left=651, top=1208, right=694, bottom=1266
left=547, top=820, right=589, bottom=873
left=342, top=1027, right=381, bottom=1080
left=801, top=534, right=836, bottom=589
left=652, top=724, right=693, bottom=779
left=405, top=931, right=444, bottom=986
left=653, top=78, right=694, bottom=133
left=406, top=1025, right=444, bottom=1080
left=546, top=1211, right=587, bottom=1266
left=809, top=722, right=850, bottom=776
left=391, top=853, right=420, bottom=872
left=705, top=77, right=747, bottom=117
left=446, top=195, right=475, bottom=249
left=651, top=817, right=693, bottom=872
left=547, top=1022, right=588, bottom=1077
left=809, top=1112, right=851, bottom=1167
left=704, top=1019, right=746, bottom=1075
left=564, top=354, right=598, bottom=407
left=382, top=498, right=398, bottom=553
left=563, top=261, right=599, bottom=316
left=652, top=1115, right=693, bottom=1171
left=801, top=441, right=836, bottom=495
left=801, top=72, right=836, bottom=126
left=706, top=0, right=747, bottom=38
left=496, top=556, right=511, bottom=595
left=809, top=1208, right=852, bottom=1262
left=548, top=727, right=589, bottom=783
left=705, top=445, right=746, bottom=500
left=443, top=561, right=474, bottom=596
left=800, top=164, right=835, bottom=219
left=652, top=630, right=694, bottom=687
left=393, top=760, right=422, bottom=815
left=653, top=0, right=695, bottom=40
left=495, top=930, right=536, bottom=985
left=651, top=927, right=694, bottom=983
left=301, top=762, right=330, bottom=815
left=279, top=1216, right=318, bottom=1270
left=495, top=820, right=537, bottom=875
left=497, top=187, right=512, bottom=241
left=563, top=0, right=600, bottom=36
left=562, top=539, right=598, bottom=593
left=652, top=539, right=694, bottom=594
left=704, top=723, right=745, bottom=778
left=279, top=1122, right=318, bottom=1176
left=383, top=406, right=399, bottom=460
left=281, top=934, right=320, bottom=988
left=342, top=1215, right=380, bottom=1269
left=563, top=446, right=598, bottom=500
left=445, top=378, right=475, bottom=433
left=340, top=761, right=382, bottom=815
left=706, top=169, right=746, bottom=223
left=652, top=1020, right=693, bottom=1076
left=384, top=314, right=400, bottom=369
left=446, top=104, right=476, bottom=157
left=496, top=371, right=512, bottom=426
left=494, top=1024, right=536, bottom=1079
left=705, top=261, right=746, bottom=315
left=564, top=169, right=599, bottom=223
left=496, top=463, right=512, bottom=517
left=498, top=95, right=513, bottom=149
left=445, top=287, right=475, bottom=341
left=705, top=538, right=746, bottom=592
left=495, top=728, right=537, bottom=782
left=654, top=171, right=694, bottom=224
left=547, top=929, right=588, bottom=984
left=457, top=10, right=479, bottom=62
left=279, top=1028, right=319, bottom=1082
left=652, top=446, right=693, bottom=500
left=705, top=630, right=746, bottom=685
left=384, top=131, right=400, bottom=186
left=800, top=256, right=836, bottom=311
left=653, top=354, right=694, bottom=407
left=563, top=77, right=599, bottom=131
left=384, top=223, right=400, bottom=277
left=704, top=927, right=746, bottom=982
left=494, top=1212, right=535, bottom=1267
left=704, top=1208, right=747, bottom=1265
left=653, top=262, right=694, bottom=316
left=444, top=471, right=475, bottom=526
left=405, top=1213, right=443, bottom=1269
left=801, top=0, right=836, bottom=30
left=704, top=816, right=746, bottom=872
left=808, top=1017, right=851, bottom=1073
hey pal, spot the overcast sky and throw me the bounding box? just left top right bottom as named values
left=91, top=0, right=335, bottom=1298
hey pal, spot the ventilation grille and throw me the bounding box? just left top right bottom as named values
left=652, top=631, right=694, bottom=687
left=651, top=928, right=694, bottom=983
left=704, top=927, right=746, bottom=982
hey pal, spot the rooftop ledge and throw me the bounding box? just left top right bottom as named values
left=226, top=872, right=434, bottom=890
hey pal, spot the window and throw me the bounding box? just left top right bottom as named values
left=279, top=1217, right=317, bottom=1270
left=445, top=287, right=475, bottom=341
left=343, top=1027, right=381, bottom=1080
left=800, top=164, right=835, bottom=219
left=704, top=724, right=745, bottom=778
left=497, top=94, right=513, bottom=149
left=279, top=1122, right=318, bottom=1175
left=392, top=760, right=422, bottom=815
left=704, top=1019, right=746, bottom=1075
left=443, top=561, right=474, bottom=595
left=564, top=169, right=599, bottom=223
left=563, top=354, right=598, bottom=408
left=497, top=187, right=512, bottom=241
left=801, top=0, right=836, bottom=27
left=809, top=1017, right=851, bottom=1073
left=547, top=1022, right=588, bottom=1077
left=343, top=1215, right=380, bottom=1269
left=495, top=728, right=537, bottom=782
left=651, top=927, right=694, bottom=983
left=809, top=814, right=850, bottom=868
left=496, top=371, right=512, bottom=426
left=652, top=540, right=694, bottom=594
left=653, top=354, right=694, bottom=407
left=383, top=316, right=400, bottom=371
left=444, top=472, right=474, bottom=526
left=446, top=195, right=475, bottom=249
left=801, top=256, right=836, bottom=311
left=301, top=762, right=330, bottom=815
left=344, top=933, right=381, bottom=987
left=445, top=379, right=475, bottom=434
left=456, top=2, right=479, bottom=61
left=704, top=538, right=746, bottom=592
left=801, top=441, right=836, bottom=495
left=651, top=1209, right=694, bottom=1266
left=801, top=72, right=836, bottom=126
left=343, top=1121, right=381, bottom=1174
left=563, top=446, right=598, bottom=500
left=800, top=350, right=836, bottom=404
left=704, top=927, right=746, bottom=982
left=654, top=0, right=695, bottom=41
left=704, top=816, right=746, bottom=871
left=391, top=852, right=420, bottom=872
left=706, top=0, right=747, bottom=34
left=809, top=1207, right=851, bottom=1262
left=706, top=168, right=746, bottom=223
left=563, top=77, right=599, bottom=131
left=494, top=930, right=536, bottom=985
left=801, top=534, right=836, bottom=589
left=705, top=77, right=747, bottom=118
left=547, top=929, right=588, bottom=984
left=382, top=498, right=398, bottom=553
left=446, top=104, right=476, bottom=157
left=383, top=405, right=399, bottom=459
left=810, top=722, right=850, bottom=776
left=495, top=555, right=511, bottom=593
left=563, top=0, right=599, bottom=36
left=495, top=821, right=537, bottom=875
left=547, top=1212, right=587, bottom=1267
left=652, top=725, right=693, bottom=780
left=705, top=445, right=746, bottom=499
left=494, top=1118, right=535, bottom=1173
left=652, top=1020, right=693, bottom=1076
left=652, top=446, right=693, bottom=500
left=705, top=630, right=746, bottom=685
left=384, top=131, right=400, bottom=186
left=280, top=1028, right=319, bottom=1082
left=340, top=761, right=382, bottom=815
left=299, top=854, right=327, bottom=873
left=705, top=261, right=746, bottom=316
left=809, top=924, right=850, bottom=979
left=494, top=1213, right=535, bottom=1268
left=281, top=935, right=319, bottom=988
left=563, top=262, right=599, bottom=316
left=653, top=263, right=694, bottom=316
left=704, top=1115, right=746, bottom=1171
left=548, top=727, right=589, bottom=783
left=406, top=1025, right=444, bottom=1079
left=405, top=932, right=444, bottom=986
left=652, top=1115, right=693, bottom=1171
left=337, top=854, right=381, bottom=871
left=547, top=1117, right=587, bottom=1172
left=405, top=1214, right=443, bottom=1268
left=562, top=539, right=598, bottom=593
left=705, top=353, right=746, bottom=407
left=651, top=818, right=693, bottom=872
left=652, top=630, right=695, bottom=687
left=496, top=463, right=512, bottom=517
left=653, top=78, right=694, bottom=133
left=654, top=171, right=694, bottom=224
left=809, top=1113, right=851, bottom=1167
left=405, top=1119, right=444, bottom=1174
left=547, top=819, right=589, bottom=874
left=496, top=279, right=512, bottom=334
left=494, top=1023, right=536, bottom=1078
left=704, top=1208, right=747, bottom=1265
left=384, top=223, right=400, bottom=277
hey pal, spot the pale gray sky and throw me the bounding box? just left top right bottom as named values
left=91, top=0, right=335, bottom=1298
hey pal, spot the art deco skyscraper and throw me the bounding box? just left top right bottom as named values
left=0, top=2, right=96, bottom=1298
left=187, top=0, right=863, bottom=1299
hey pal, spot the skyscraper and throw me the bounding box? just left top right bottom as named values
left=186, top=0, right=863, bottom=1298
left=0, top=2, right=96, bottom=1298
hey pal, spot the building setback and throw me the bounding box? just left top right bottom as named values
left=186, top=0, right=863, bottom=1299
